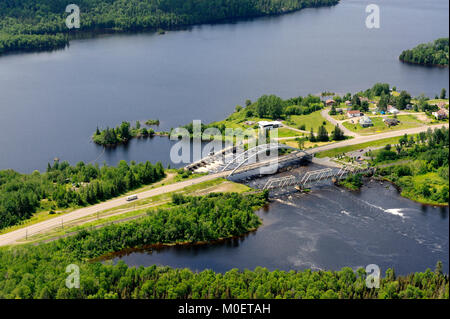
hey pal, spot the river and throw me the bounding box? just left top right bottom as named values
left=0, top=0, right=448, bottom=173
left=110, top=180, right=449, bottom=275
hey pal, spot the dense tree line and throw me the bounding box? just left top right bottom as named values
left=399, top=38, right=449, bottom=67
left=0, top=0, right=339, bottom=55
left=0, top=33, right=68, bottom=54
left=374, top=126, right=449, bottom=204
left=253, top=94, right=324, bottom=119
left=66, top=192, right=267, bottom=259
left=0, top=192, right=447, bottom=299
left=0, top=159, right=165, bottom=229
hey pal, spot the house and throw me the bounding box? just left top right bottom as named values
left=387, top=105, right=399, bottom=114
left=244, top=121, right=255, bottom=126
left=258, top=121, right=283, bottom=131
left=383, top=118, right=399, bottom=127
left=432, top=109, right=449, bottom=120
left=336, top=108, right=343, bottom=114
left=359, top=116, right=373, bottom=127
left=347, top=110, right=362, bottom=118
left=345, top=100, right=352, bottom=106
left=326, top=99, right=336, bottom=106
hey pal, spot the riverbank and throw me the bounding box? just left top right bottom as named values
left=374, top=176, right=449, bottom=207
left=110, top=179, right=449, bottom=276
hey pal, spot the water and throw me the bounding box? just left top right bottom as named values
left=0, top=0, right=448, bottom=173
left=111, top=181, right=449, bottom=275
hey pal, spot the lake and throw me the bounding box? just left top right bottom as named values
left=109, top=181, right=449, bottom=275
left=0, top=0, right=448, bottom=173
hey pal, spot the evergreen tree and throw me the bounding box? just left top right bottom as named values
left=317, top=125, right=329, bottom=142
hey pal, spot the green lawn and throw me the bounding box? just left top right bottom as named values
left=277, top=127, right=303, bottom=138
left=284, top=110, right=335, bottom=132
left=210, top=111, right=306, bottom=139
left=427, top=98, right=449, bottom=105
left=343, top=115, right=423, bottom=135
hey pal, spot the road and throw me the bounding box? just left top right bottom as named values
left=305, top=123, right=448, bottom=155
left=0, top=122, right=447, bottom=247
left=321, top=108, right=359, bottom=137
left=0, top=172, right=228, bottom=247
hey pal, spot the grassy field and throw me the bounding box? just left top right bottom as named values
left=315, top=135, right=411, bottom=158
left=211, top=112, right=303, bottom=139
left=427, top=98, right=449, bottom=105
left=285, top=139, right=333, bottom=149
left=277, top=127, right=303, bottom=138
left=343, top=115, right=423, bottom=135
left=284, top=110, right=335, bottom=132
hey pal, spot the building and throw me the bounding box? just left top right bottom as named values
left=387, top=105, right=399, bottom=114
left=345, top=100, right=352, bottom=106
left=432, top=109, right=449, bottom=120
left=359, top=116, right=373, bottom=127
left=326, top=99, right=336, bottom=106
left=383, top=118, right=399, bottom=127
left=347, top=110, right=362, bottom=118
left=258, top=121, right=283, bottom=131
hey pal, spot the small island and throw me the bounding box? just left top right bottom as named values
left=93, top=121, right=155, bottom=146
left=399, top=38, right=449, bottom=67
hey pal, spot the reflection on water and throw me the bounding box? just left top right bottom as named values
left=111, top=181, right=449, bottom=275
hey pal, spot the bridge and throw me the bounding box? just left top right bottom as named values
left=187, top=143, right=312, bottom=177
left=263, top=166, right=374, bottom=190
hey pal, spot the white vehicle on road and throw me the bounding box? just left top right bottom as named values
left=126, top=194, right=138, bottom=201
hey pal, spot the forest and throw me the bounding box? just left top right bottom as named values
left=0, top=192, right=447, bottom=299
left=373, top=126, right=449, bottom=205
left=0, top=0, right=339, bottom=55
left=0, top=159, right=165, bottom=230
left=399, top=38, right=449, bottom=67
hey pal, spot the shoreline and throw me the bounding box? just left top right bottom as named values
left=0, top=1, right=339, bottom=57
